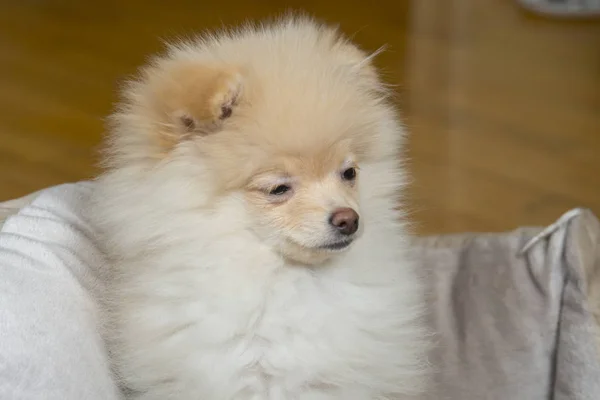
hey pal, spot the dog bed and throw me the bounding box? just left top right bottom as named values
left=1, top=182, right=599, bottom=399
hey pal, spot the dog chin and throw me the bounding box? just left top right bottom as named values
left=318, top=239, right=354, bottom=251
left=281, top=238, right=355, bottom=265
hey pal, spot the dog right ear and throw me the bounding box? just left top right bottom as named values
left=142, top=61, right=243, bottom=142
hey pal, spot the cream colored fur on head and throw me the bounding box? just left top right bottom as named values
left=90, top=15, right=430, bottom=400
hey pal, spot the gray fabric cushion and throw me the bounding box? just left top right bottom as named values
left=414, top=209, right=600, bottom=399
left=0, top=183, right=120, bottom=400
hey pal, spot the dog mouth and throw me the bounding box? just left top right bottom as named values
left=318, top=239, right=353, bottom=251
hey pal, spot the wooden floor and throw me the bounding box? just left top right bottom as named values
left=1, top=0, right=599, bottom=235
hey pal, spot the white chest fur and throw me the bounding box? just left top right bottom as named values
left=109, top=224, right=426, bottom=400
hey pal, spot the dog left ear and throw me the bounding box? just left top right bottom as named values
left=335, top=41, right=385, bottom=86
left=350, top=45, right=386, bottom=76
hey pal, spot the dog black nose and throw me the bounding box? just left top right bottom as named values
left=329, top=208, right=359, bottom=236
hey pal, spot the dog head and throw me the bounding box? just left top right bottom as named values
left=105, top=17, right=401, bottom=265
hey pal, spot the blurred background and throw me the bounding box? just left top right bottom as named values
left=0, top=0, right=599, bottom=235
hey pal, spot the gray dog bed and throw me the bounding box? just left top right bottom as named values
left=1, top=182, right=599, bottom=399
left=415, top=208, right=600, bottom=399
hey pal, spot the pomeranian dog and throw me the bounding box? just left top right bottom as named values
left=90, top=15, right=429, bottom=400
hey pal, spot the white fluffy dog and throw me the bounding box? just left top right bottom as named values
left=90, top=15, right=430, bottom=400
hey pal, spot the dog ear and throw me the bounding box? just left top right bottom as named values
left=146, top=61, right=243, bottom=139
left=331, top=31, right=386, bottom=85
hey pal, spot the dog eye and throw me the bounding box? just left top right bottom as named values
left=341, top=167, right=357, bottom=181
left=269, top=185, right=291, bottom=196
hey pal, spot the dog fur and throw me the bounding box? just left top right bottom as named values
left=90, top=15, right=430, bottom=400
